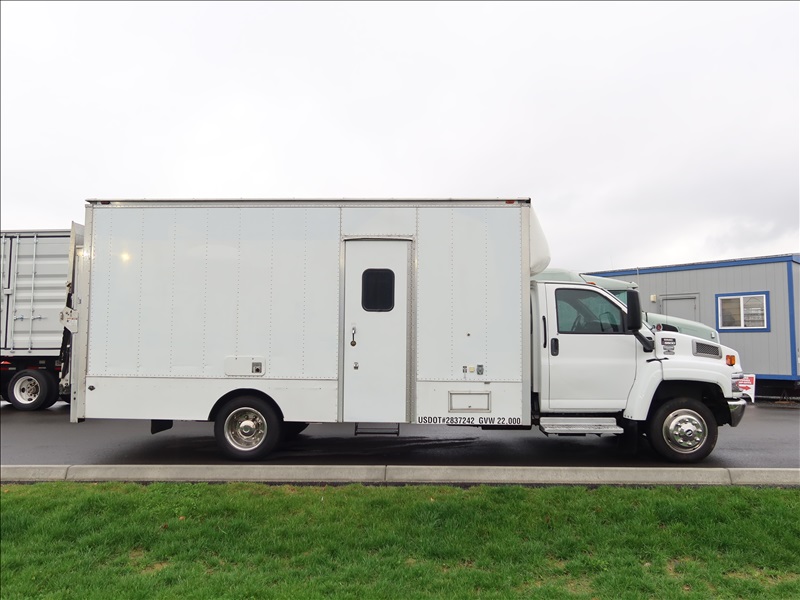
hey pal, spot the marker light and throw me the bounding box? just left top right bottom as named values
left=726, top=355, right=736, bottom=366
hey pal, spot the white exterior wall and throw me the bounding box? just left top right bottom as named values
left=415, top=207, right=528, bottom=421
left=87, top=206, right=341, bottom=379
left=77, top=200, right=531, bottom=424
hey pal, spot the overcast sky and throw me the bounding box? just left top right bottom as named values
left=1, top=1, right=797, bottom=272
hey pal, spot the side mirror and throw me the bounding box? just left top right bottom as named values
left=626, top=290, right=655, bottom=353
left=626, top=290, right=643, bottom=331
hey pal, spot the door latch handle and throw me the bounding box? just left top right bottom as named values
left=351, top=326, right=357, bottom=347
left=551, top=338, right=559, bottom=356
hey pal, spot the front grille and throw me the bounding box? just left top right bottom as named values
left=693, top=340, right=722, bottom=358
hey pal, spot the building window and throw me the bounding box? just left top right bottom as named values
left=716, top=292, right=769, bottom=332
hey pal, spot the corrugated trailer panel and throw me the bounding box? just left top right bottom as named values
left=1, top=231, right=71, bottom=354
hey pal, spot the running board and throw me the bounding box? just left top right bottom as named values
left=539, top=417, right=623, bottom=436
left=354, top=423, right=401, bottom=436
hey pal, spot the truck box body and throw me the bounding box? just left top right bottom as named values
left=1, top=230, right=71, bottom=355
left=71, top=199, right=534, bottom=426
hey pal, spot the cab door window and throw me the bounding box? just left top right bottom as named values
left=556, top=288, right=624, bottom=333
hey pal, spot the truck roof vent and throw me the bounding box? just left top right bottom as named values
left=693, top=340, right=722, bottom=359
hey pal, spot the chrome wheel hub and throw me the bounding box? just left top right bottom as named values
left=224, top=408, right=266, bottom=451
left=663, top=409, right=707, bottom=453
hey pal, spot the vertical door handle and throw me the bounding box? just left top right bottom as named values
left=350, top=326, right=357, bottom=347
left=542, top=317, right=547, bottom=348
left=551, top=338, right=559, bottom=356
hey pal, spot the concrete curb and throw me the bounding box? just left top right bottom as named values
left=0, top=465, right=70, bottom=482
left=385, top=466, right=736, bottom=485
left=2, top=465, right=799, bottom=486
left=728, top=468, right=800, bottom=486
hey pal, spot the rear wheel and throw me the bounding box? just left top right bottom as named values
left=214, top=396, right=282, bottom=461
left=7, top=370, right=58, bottom=411
left=647, top=397, right=717, bottom=463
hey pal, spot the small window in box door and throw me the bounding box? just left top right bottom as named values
left=362, top=269, right=394, bottom=312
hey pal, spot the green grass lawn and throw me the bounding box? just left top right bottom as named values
left=1, top=483, right=798, bottom=599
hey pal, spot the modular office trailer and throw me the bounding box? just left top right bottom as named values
left=1, top=230, right=75, bottom=409
left=68, top=199, right=541, bottom=454
left=590, top=254, right=800, bottom=397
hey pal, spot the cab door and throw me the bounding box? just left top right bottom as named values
left=543, top=284, right=637, bottom=410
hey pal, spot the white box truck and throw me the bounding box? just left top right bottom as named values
left=63, top=198, right=748, bottom=462
left=1, top=229, right=82, bottom=410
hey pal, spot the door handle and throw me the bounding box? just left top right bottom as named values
left=350, top=326, right=357, bottom=347
left=542, top=317, right=547, bottom=348
left=551, top=338, right=559, bottom=356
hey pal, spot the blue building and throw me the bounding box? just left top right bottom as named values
left=590, top=254, right=799, bottom=399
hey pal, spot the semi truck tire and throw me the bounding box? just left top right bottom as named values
left=214, top=396, right=282, bottom=461
left=7, top=370, right=58, bottom=411
left=647, top=397, right=718, bottom=463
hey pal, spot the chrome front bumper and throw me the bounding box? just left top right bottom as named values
left=727, top=399, right=747, bottom=427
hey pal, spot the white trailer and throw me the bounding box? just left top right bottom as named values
left=65, top=198, right=748, bottom=462
left=1, top=228, right=82, bottom=410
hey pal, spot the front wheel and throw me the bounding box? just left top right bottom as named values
left=647, top=397, right=718, bottom=463
left=214, top=396, right=282, bottom=461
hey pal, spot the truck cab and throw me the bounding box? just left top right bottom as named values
left=534, top=268, right=720, bottom=342
left=530, top=279, right=747, bottom=462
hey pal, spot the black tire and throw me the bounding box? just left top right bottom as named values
left=40, top=371, right=60, bottom=409
left=647, top=397, right=718, bottom=463
left=283, top=422, right=309, bottom=440
left=7, top=370, right=57, bottom=411
left=214, top=396, right=282, bottom=461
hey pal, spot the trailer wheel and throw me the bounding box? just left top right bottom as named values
left=7, top=370, right=57, bottom=411
left=214, top=396, right=282, bottom=461
left=647, top=397, right=718, bottom=463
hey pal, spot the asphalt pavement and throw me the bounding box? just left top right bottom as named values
left=1, top=401, right=798, bottom=486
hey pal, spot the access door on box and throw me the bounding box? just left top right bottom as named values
left=342, top=239, right=410, bottom=422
